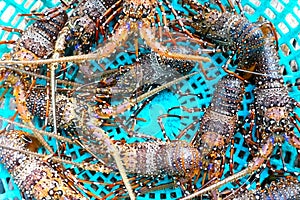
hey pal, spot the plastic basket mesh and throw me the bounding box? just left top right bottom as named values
left=0, top=0, right=299, bottom=199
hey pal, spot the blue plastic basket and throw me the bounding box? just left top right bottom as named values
left=0, top=0, right=299, bottom=199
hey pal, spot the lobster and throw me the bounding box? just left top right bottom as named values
left=0, top=1, right=71, bottom=95
left=0, top=0, right=217, bottom=68
left=0, top=1, right=80, bottom=153
left=182, top=0, right=300, bottom=181
left=154, top=73, right=245, bottom=199
left=174, top=0, right=300, bottom=198
left=60, top=0, right=118, bottom=55
left=0, top=112, right=141, bottom=199
left=72, top=74, right=244, bottom=199
left=0, top=129, right=93, bottom=199
left=231, top=176, right=300, bottom=200
left=51, top=0, right=120, bottom=78
left=76, top=52, right=199, bottom=126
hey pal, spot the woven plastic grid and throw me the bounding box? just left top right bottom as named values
left=0, top=0, right=299, bottom=199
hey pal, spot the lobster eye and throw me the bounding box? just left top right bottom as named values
left=279, top=118, right=287, bottom=126
left=204, top=2, right=210, bottom=8
left=287, top=124, right=294, bottom=131
left=48, top=189, right=54, bottom=196
left=192, top=16, right=198, bottom=22
left=266, top=127, right=272, bottom=133
left=269, top=119, right=276, bottom=125
left=57, top=190, right=63, bottom=196
left=142, top=12, right=148, bottom=18
left=21, top=135, right=32, bottom=143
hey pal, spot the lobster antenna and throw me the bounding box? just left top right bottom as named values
left=86, top=123, right=136, bottom=200
left=180, top=167, right=254, bottom=200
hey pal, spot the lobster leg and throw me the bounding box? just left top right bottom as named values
left=162, top=0, right=198, bottom=41
left=0, top=40, right=16, bottom=45
left=214, top=0, right=226, bottom=13
left=288, top=131, right=300, bottom=149
left=125, top=95, right=156, bottom=130
left=116, top=117, right=158, bottom=140
left=44, top=159, right=105, bottom=200
left=291, top=113, right=300, bottom=134
left=139, top=24, right=211, bottom=63
left=234, top=0, right=245, bottom=17
left=242, top=106, right=261, bottom=152
left=0, top=26, right=22, bottom=45
left=168, top=105, right=202, bottom=113
left=256, top=17, right=279, bottom=50
left=193, top=158, right=226, bottom=198
left=224, top=0, right=238, bottom=15
left=102, top=6, right=123, bottom=36
left=163, top=104, right=203, bottom=141
left=0, top=82, right=13, bottom=101
left=101, top=0, right=122, bottom=28
left=154, top=3, right=165, bottom=42
left=179, top=118, right=201, bottom=140
left=0, top=26, right=23, bottom=33
left=222, top=56, right=246, bottom=81
left=198, top=61, right=215, bottom=80
left=157, top=114, right=188, bottom=142
left=229, top=138, right=235, bottom=175
left=156, top=2, right=183, bottom=48
left=102, top=177, right=153, bottom=199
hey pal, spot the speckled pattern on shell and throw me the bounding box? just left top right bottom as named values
left=14, top=9, right=68, bottom=59
left=109, top=140, right=201, bottom=176
left=193, top=75, right=244, bottom=153
left=232, top=177, right=300, bottom=200
left=0, top=130, right=87, bottom=199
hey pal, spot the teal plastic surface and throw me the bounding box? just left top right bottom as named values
left=0, top=0, right=299, bottom=199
